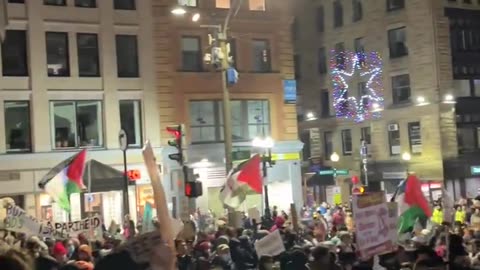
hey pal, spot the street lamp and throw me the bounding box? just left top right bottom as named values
left=171, top=1, right=243, bottom=174
left=330, top=152, right=339, bottom=184
left=252, top=136, right=275, bottom=226
left=330, top=152, right=340, bottom=162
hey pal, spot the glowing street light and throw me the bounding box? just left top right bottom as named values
left=191, top=12, right=201, bottom=22
left=402, top=152, right=411, bottom=161
left=330, top=152, right=340, bottom=162
left=443, top=94, right=456, bottom=104
left=171, top=6, right=187, bottom=15
left=416, top=96, right=430, bottom=106
left=252, top=136, right=274, bottom=149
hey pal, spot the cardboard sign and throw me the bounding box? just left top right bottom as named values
left=353, top=192, right=393, bottom=259
left=43, top=216, right=102, bottom=238
left=5, top=205, right=42, bottom=236
left=386, top=202, right=398, bottom=250
left=254, top=230, right=285, bottom=257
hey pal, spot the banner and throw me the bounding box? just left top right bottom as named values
left=353, top=192, right=393, bottom=259
left=386, top=202, right=398, bottom=249
left=142, top=202, right=154, bottom=233
left=5, top=205, right=42, bottom=236
left=43, top=216, right=102, bottom=238
left=254, top=230, right=285, bottom=257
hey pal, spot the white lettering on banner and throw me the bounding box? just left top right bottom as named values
left=353, top=192, right=394, bottom=259
left=254, top=230, right=285, bottom=258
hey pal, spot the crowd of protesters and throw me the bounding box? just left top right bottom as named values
left=1, top=196, right=480, bottom=270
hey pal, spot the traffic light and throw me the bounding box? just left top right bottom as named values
left=352, top=185, right=365, bottom=195
left=185, top=181, right=203, bottom=198
left=166, top=125, right=185, bottom=164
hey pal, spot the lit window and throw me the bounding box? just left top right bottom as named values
left=51, top=101, right=103, bottom=149
left=249, top=0, right=265, bottom=11
left=46, top=32, right=70, bottom=77
left=120, top=100, right=142, bottom=146
left=216, top=0, right=230, bottom=9
left=178, top=0, right=197, bottom=6
left=5, top=101, right=31, bottom=152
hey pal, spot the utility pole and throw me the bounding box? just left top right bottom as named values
left=219, top=28, right=233, bottom=173
left=119, top=129, right=130, bottom=216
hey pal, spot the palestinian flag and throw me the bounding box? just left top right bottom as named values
left=391, top=175, right=432, bottom=233
left=38, top=150, right=87, bottom=212
left=219, top=154, right=263, bottom=208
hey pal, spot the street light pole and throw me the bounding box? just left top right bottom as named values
left=219, top=29, right=233, bottom=173
left=119, top=129, right=130, bottom=216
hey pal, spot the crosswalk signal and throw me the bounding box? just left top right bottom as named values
left=166, top=125, right=184, bottom=164
left=185, top=181, right=203, bottom=198
left=352, top=186, right=365, bottom=195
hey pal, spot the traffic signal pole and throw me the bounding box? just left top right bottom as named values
left=220, top=30, right=233, bottom=173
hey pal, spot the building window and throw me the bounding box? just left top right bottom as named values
left=189, top=100, right=270, bottom=143
left=318, top=47, right=327, bottom=74
left=321, top=90, right=330, bottom=117
left=388, top=27, right=408, bottom=58
left=358, top=82, right=367, bottom=99
left=457, top=126, right=480, bottom=153
left=464, top=0, right=471, bottom=3
left=249, top=0, right=265, bottom=11
left=4, top=101, right=31, bottom=152
left=50, top=101, right=103, bottom=149
left=392, top=74, right=411, bottom=104
left=294, top=54, right=301, bottom=79
left=116, top=35, right=139, bottom=78
left=341, top=129, right=352, bottom=155
left=216, top=0, right=230, bottom=8
left=44, top=0, right=66, bottom=5
left=46, top=32, right=70, bottom=77
left=75, top=0, right=96, bottom=7
left=316, top=6, right=324, bottom=32
left=361, top=126, right=371, bottom=144
left=387, top=0, right=404, bottom=11
left=388, top=123, right=401, bottom=155
left=335, top=42, right=345, bottom=69
left=355, top=37, right=366, bottom=65
left=292, top=17, right=298, bottom=41
left=252, top=39, right=271, bottom=72
left=77, top=33, right=100, bottom=77
left=181, top=36, right=202, bottom=71
left=408, top=121, right=422, bottom=154
left=178, top=0, right=197, bottom=6
left=333, top=1, right=343, bottom=28
left=2, top=30, right=28, bottom=77
left=352, top=0, right=363, bottom=22
left=114, top=0, right=135, bottom=10
left=120, top=100, right=142, bottom=146
left=324, top=131, right=333, bottom=160
left=8, top=0, right=24, bottom=4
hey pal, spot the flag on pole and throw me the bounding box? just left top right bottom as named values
left=219, top=154, right=263, bottom=209
left=391, top=175, right=432, bottom=233
left=38, top=150, right=87, bottom=212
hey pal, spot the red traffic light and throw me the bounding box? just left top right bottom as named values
left=166, top=126, right=181, bottom=139
left=185, top=183, right=192, bottom=196
left=185, top=181, right=203, bottom=198
left=351, top=175, right=360, bottom=185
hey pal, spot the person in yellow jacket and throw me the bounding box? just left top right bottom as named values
left=455, top=205, right=466, bottom=224
left=431, top=205, right=444, bottom=225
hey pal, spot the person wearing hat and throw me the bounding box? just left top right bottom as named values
left=52, top=242, right=68, bottom=265
left=211, top=244, right=234, bottom=270
left=455, top=205, right=467, bottom=225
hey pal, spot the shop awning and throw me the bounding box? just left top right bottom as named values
left=83, top=160, right=126, bottom=193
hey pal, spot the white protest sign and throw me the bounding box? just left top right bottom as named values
left=43, top=216, right=102, bottom=238
left=254, top=230, right=285, bottom=258
left=387, top=202, right=398, bottom=249
left=248, top=207, right=261, bottom=222
left=353, top=192, right=393, bottom=259
left=5, top=205, right=43, bottom=236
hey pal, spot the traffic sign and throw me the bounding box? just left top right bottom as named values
left=317, top=169, right=349, bottom=176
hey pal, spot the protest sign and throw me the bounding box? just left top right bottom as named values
left=248, top=207, right=260, bottom=222
left=386, top=202, right=398, bottom=249
left=353, top=192, right=393, bottom=259
left=5, top=205, right=42, bottom=236
left=43, top=216, right=102, bottom=238
left=254, top=230, right=285, bottom=257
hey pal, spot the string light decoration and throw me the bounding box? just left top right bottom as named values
left=330, top=50, right=384, bottom=122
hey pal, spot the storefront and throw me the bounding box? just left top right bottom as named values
left=444, top=157, right=480, bottom=200
left=185, top=140, right=304, bottom=216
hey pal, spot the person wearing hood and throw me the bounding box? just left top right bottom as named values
left=231, top=235, right=257, bottom=270
left=431, top=204, right=444, bottom=225
left=52, top=242, right=68, bottom=266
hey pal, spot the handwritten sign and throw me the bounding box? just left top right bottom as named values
left=254, top=230, right=285, bottom=257
left=44, top=216, right=102, bottom=237
left=5, top=205, right=42, bottom=236
left=353, top=192, right=393, bottom=259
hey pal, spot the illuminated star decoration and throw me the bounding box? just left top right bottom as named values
left=330, top=50, right=384, bottom=122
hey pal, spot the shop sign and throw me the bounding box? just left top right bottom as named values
left=382, top=172, right=407, bottom=179
left=317, top=169, right=349, bottom=176
left=471, top=166, right=480, bottom=175
left=283, top=80, right=297, bottom=104
left=408, top=122, right=422, bottom=154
